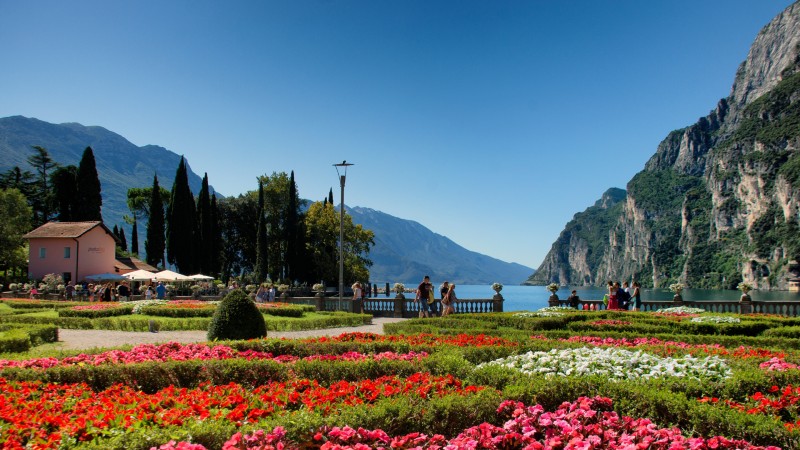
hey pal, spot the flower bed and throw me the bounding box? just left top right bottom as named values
left=59, top=302, right=134, bottom=318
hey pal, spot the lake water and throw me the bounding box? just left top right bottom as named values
left=447, top=285, right=800, bottom=313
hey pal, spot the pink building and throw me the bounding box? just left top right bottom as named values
left=23, top=221, right=119, bottom=283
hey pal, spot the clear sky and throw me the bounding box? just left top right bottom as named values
left=0, top=0, right=794, bottom=270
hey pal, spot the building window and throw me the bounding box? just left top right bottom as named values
left=39, top=247, right=46, bottom=259
left=64, top=247, right=71, bottom=258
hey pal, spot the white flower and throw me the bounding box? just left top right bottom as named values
left=690, top=315, right=741, bottom=324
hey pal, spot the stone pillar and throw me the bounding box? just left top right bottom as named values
left=394, top=294, right=405, bottom=318
left=315, top=293, right=325, bottom=311
left=672, top=294, right=683, bottom=306
left=492, top=293, right=504, bottom=312
left=548, top=294, right=560, bottom=307
left=739, top=294, right=753, bottom=314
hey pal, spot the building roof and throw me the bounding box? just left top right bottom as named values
left=23, top=221, right=116, bottom=240
left=115, top=257, right=158, bottom=272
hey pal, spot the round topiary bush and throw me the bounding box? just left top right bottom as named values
left=207, top=288, right=267, bottom=341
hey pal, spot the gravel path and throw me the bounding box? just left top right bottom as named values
left=56, top=317, right=408, bottom=351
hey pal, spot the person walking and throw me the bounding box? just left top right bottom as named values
left=438, top=281, right=449, bottom=317
left=442, top=283, right=457, bottom=316
left=415, top=275, right=432, bottom=318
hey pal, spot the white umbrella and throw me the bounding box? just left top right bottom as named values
left=188, top=273, right=214, bottom=280
left=123, top=269, right=156, bottom=281
left=85, top=272, right=126, bottom=281
left=153, top=270, right=192, bottom=281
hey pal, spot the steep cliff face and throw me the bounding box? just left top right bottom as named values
left=528, top=2, right=800, bottom=290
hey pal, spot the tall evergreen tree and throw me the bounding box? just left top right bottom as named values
left=328, top=188, right=334, bottom=205
left=119, top=227, right=128, bottom=252
left=131, top=216, right=139, bottom=256
left=196, top=173, right=213, bottom=274
left=27, top=146, right=58, bottom=225
left=145, top=174, right=166, bottom=268
left=74, top=147, right=103, bottom=221
left=285, top=171, right=300, bottom=281
left=211, top=193, right=221, bottom=276
left=254, top=179, right=268, bottom=283
left=166, top=157, right=197, bottom=273
left=51, top=165, right=78, bottom=221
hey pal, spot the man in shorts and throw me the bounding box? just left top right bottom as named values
left=415, top=275, right=431, bottom=318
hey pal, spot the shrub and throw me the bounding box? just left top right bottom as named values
left=207, top=289, right=267, bottom=341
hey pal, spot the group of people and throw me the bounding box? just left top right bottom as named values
left=604, top=280, right=642, bottom=311
left=414, top=275, right=458, bottom=318
left=563, top=281, right=642, bottom=311
left=255, top=284, right=277, bottom=303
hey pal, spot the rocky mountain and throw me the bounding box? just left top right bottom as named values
left=0, top=116, right=210, bottom=229
left=527, top=1, right=800, bottom=290
left=348, top=206, right=534, bottom=285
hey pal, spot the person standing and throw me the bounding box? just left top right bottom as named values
left=631, top=281, right=642, bottom=311
left=256, top=285, right=267, bottom=303
left=65, top=281, right=75, bottom=300
left=415, top=275, right=431, bottom=318
left=607, top=281, right=619, bottom=310
left=352, top=282, right=362, bottom=300
left=102, top=283, right=112, bottom=302
left=145, top=285, right=153, bottom=300
left=156, top=281, right=166, bottom=300
left=118, top=282, right=131, bottom=301
left=268, top=284, right=276, bottom=302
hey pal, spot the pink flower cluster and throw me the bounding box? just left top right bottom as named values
left=588, top=320, right=632, bottom=326
left=0, top=342, right=428, bottom=370
left=760, top=357, right=799, bottom=372
left=69, top=302, right=126, bottom=311
left=155, top=397, right=779, bottom=450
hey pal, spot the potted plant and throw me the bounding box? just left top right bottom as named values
left=190, top=284, right=203, bottom=299
left=546, top=283, right=559, bottom=299
left=278, top=284, right=290, bottom=299
left=669, top=283, right=684, bottom=302
left=393, top=283, right=406, bottom=300
left=737, top=282, right=753, bottom=302
left=312, top=283, right=325, bottom=297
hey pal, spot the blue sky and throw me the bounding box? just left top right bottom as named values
left=0, top=0, right=794, bottom=270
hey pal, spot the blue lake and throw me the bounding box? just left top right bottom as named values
left=444, top=285, right=800, bottom=313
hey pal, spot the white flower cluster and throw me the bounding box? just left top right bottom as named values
left=655, top=306, right=706, bottom=314
left=129, top=300, right=167, bottom=314
left=477, top=347, right=731, bottom=382
left=690, top=316, right=741, bottom=324
left=513, top=311, right=564, bottom=318
left=537, top=306, right=574, bottom=312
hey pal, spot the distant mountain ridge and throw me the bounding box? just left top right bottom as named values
left=0, top=115, right=533, bottom=284
left=0, top=115, right=211, bottom=229
left=348, top=206, right=534, bottom=285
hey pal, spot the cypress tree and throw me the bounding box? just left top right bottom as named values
left=131, top=216, right=139, bottom=256
left=211, top=193, right=221, bottom=276
left=51, top=165, right=78, bottom=221
left=145, top=174, right=166, bottom=268
left=119, top=227, right=128, bottom=252
left=196, top=173, right=212, bottom=274
left=166, top=157, right=197, bottom=274
left=254, top=179, right=268, bottom=283
left=285, top=171, right=300, bottom=281
left=328, top=188, right=334, bottom=205
left=75, top=147, right=103, bottom=221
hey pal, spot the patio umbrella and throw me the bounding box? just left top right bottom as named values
left=188, top=274, right=214, bottom=280
left=123, top=269, right=156, bottom=281
left=153, top=270, right=192, bottom=281
left=85, top=272, right=126, bottom=281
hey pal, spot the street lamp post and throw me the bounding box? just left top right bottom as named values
left=333, top=161, right=353, bottom=309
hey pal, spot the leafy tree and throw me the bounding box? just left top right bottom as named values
left=0, top=189, right=32, bottom=280
left=144, top=174, right=166, bottom=268
left=254, top=179, right=268, bottom=283
left=51, top=165, right=78, bottom=221
left=27, top=146, right=58, bottom=225
left=166, top=157, right=197, bottom=273
left=304, top=201, right=374, bottom=284
left=127, top=186, right=170, bottom=220
left=0, top=167, right=34, bottom=198
left=196, top=173, right=213, bottom=274
left=217, top=193, right=258, bottom=279
left=74, top=146, right=103, bottom=221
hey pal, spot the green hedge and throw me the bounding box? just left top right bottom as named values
left=138, top=306, right=216, bottom=318
left=0, top=299, right=84, bottom=310
left=0, top=323, right=58, bottom=353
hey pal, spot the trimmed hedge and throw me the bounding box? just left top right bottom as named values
left=0, top=323, right=58, bottom=353
left=59, top=305, right=134, bottom=318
